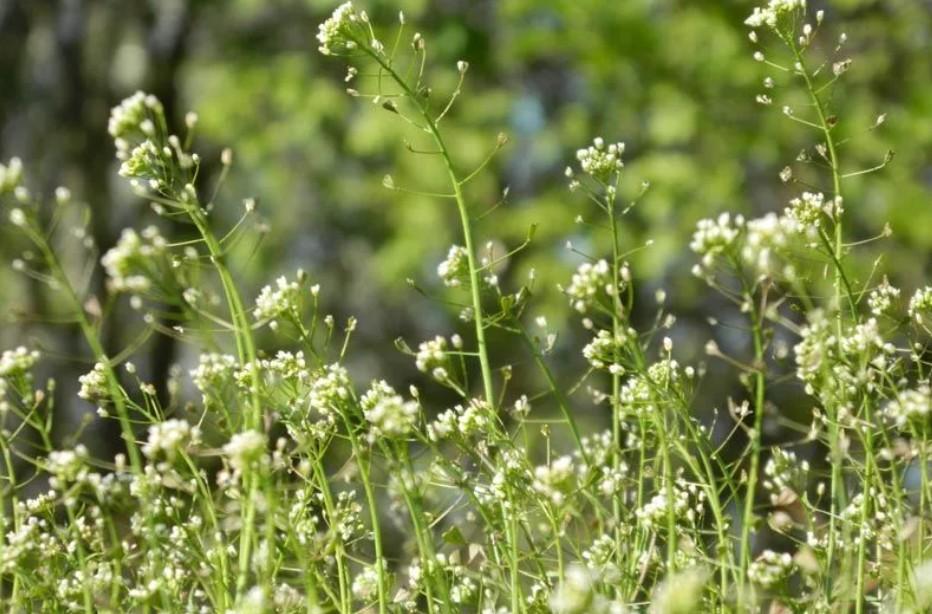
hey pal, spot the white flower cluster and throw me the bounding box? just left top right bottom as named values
left=351, top=564, right=380, bottom=601
left=437, top=245, right=469, bottom=288
left=532, top=455, right=576, bottom=506
left=636, top=481, right=704, bottom=529
left=868, top=279, right=900, bottom=317
left=360, top=380, right=419, bottom=439
left=46, top=446, right=89, bottom=489
left=784, top=192, right=830, bottom=234
left=742, top=212, right=797, bottom=275
left=565, top=260, right=614, bottom=313
left=581, top=534, right=620, bottom=583
left=142, top=419, right=201, bottom=460
left=253, top=275, right=301, bottom=323
left=618, top=359, right=685, bottom=417
left=745, top=0, right=806, bottom=29
left=796, top=312, right=896, bottom=402
left=793, top=311, right=830, bottom=395
left=108, top=91, right=163, bottom=147
left=316, top=2, right=363, bottom=56
left=549, top=564, right=595, bottom=614
left=77, top=362, right=109, bottom=401
left=690, top=213, right=743, bottom=274
left=101, top=226, right=167, bottom=293
left=222, top=430, right=266, bottom=471
left=692, top=207, right=812, bottom=278
left=427, top=398, right=494, bottom=441
left=0, top=346, right=40, bottom=378
left=415, top=335, right=451, bottom=380
left=747, top=550, right=795, bottom=588
left=568, top=137, right=625, bottom=183
left=0, top=157, right=23, bottom=195
left=118, top=140, right=165, bottom=184
left=190, top=353, right=237, bottom=396
left=307, top=363, right=353, bottom=415
left=649, top=568, right=708, bottom=614
left=263, top=350, right=309, bottom=381
left=763, top=448, right=809, bottom=495
left=908, top=287, right=932, bottom=324
left=582, top=328, right=631, bottom=371
left=884, top=385, right=931, bottom=428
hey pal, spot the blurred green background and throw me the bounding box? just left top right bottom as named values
left=0, top=0, right=929, bottom=452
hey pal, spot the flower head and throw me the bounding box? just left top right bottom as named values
left=745, top=0, right=806, bottom=30
left=0, top=346, right=40, bottom=378
left=223, top=430, right=267, bottom=471
left=143, top=419, right=201, bottom=461
left=360, top=380, right=419, bottom=439
left=437, top=245, right=469, bottom=288
left=317, top=2, right=365, bottom=56
left=571, top=137, right=625, bottom=183
left=0, top=157, right=23, bottom=196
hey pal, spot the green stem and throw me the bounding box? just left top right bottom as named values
left=364, top=48, right=496, bottom=411
left=26, top=223, right=143, bottom=472
left=312, top=461, right=351, bottom=611
left=738, top=309, right=766, bottom=604
left=790, top=36, right=850, bottom=602
left=341, top=418, right=388, bottom=614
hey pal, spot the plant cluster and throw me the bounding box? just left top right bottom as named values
left=0, top=1, right=928, bottom=612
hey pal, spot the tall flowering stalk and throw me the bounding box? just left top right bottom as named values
left=317, top=2, right=495, bottom=411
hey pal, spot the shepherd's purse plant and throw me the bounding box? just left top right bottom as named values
left=0, top=1, right=928, bottom=612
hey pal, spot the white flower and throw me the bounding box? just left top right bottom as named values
left=78, top=362, right=109, bottom=401
left=142, top=419, right=200, bottom=460
left=690, top=213, right=742, bottom=269
left=415, top=336, right=450, bottom=375
left=360, top=380, right=419, bottom=439
left=549, top=564, right=594, bottom=614
left=101, top=226, right=167, bottom=293
left=747, top=550, right=795, bottom=588
left=223, top=430, right=266, bottom=471
left=317, top=2, right=361, bottom=56
left=0, top=157, right=24, bottom=195
left=253, top=275, right=301, bottom=322
left=46, top=446, right=89, bottom=489
left=884, top=385, right=931, bottom=428
left=0, top=346, right=40, bottom=378
left=908, top=287, right=932, bottom=323
left=437, top=245, right=469, bottom=288
left=582, top=329, right=630, bottom=370
left=108, top=91, right=163, bottom=154
left=565, top=259, right=613, bottom=313
left=351, top=565, right=380, bottom=600
left=427, top=398, right=493, bottom=441
left=745, top=0, right=806, bottom=29
left=784, top=191, right=828, bottom=234
left=649, top=567, right=708, bottom=614
left=308, top=363, right=353, bottom=415
left=572, top=137, right=625, bottom=182
left=868, top=278, right=900, bottom=316
left=190, top=353, right=237, bottom=395
left=532, top=455, right=576, bottom=506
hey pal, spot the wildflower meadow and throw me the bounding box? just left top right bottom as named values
left=0, top=0, right=930, bottom=612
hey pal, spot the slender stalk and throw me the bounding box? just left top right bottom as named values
left=340, top=415, right=388, bottom=614
left=24, top=222, right=143, bottom=472
left=185, top=203, right=266, bottom=602
left=791, top=38, right=853, bottom=603
left=738, top=302, right=767, bottom=604
left=362, top=48, right=496, bottom=410
left=312, top=461, right=351, bottom=611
